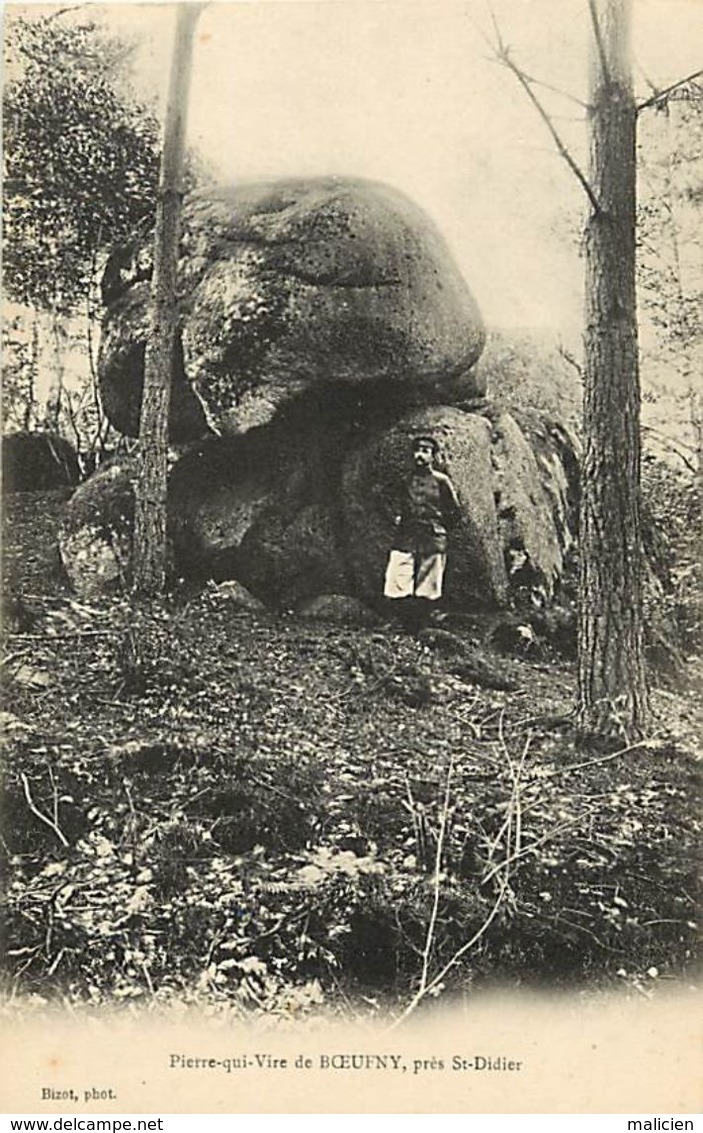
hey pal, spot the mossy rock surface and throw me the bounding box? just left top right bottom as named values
left=99, top=177, right=486, bottom=439
left=58, top=460, right=137, bottom=597
left=59, top=402, right=578, bottom=611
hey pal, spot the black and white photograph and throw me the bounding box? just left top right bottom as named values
left=1, top=0, right=701, bottom=1116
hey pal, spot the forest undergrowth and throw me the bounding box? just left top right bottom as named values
left=1, top=490, right=700, bottom=1024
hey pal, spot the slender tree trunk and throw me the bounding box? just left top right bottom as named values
left=24, top=311, right=40, bottom=431
left=45, top=305, right=65, bottom=432
left=578, top=0, right=650, bottom=739
left=86, top=238, right=106, bottom=461
left=660, top=105, right=702, bottom=493
left=133, top=4, right=202, bottom=596
left=690, top=389, right=703, bottom=497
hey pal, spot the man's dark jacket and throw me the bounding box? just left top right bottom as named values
left=391, top=467, right=461, bottom=555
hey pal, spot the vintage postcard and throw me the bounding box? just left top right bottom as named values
left=2, top=0, right=701, bottom=1116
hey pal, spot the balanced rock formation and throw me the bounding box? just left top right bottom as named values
left=99, top=178, right=486, bottom=439
left=60, top=402, right=578, bottom=609
left=59, top=176, right=580, bottom=611
left=3, top=432, right=79, bottom=493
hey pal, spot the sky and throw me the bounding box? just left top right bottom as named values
left=9, top=0, right=703, bottom=332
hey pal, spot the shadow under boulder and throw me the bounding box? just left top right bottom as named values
left=59, top=397, right=579, bottom=612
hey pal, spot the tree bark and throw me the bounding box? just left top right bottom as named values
left=85, top=239, right=105, bottom=461
left=45, top=306, right=65, bottom=432
left=25, top=311, right=39, bottom=431
left=133, top=3, right=202, bottom=596
left=578, top=0, right=650, bottom=739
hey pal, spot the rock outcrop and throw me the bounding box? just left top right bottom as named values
left=99, top=178, right=486, bottom=439
left=59, top=177, right=579, bottom=613
left=3, top=432, right=80, bottom=493
left=342, top=407, right=508, bottom=607
left=58, top=460, right=136, bottom=597
left=60, top=403, right=578, bottom=609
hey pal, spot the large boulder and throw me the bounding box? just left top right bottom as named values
left=2, top=432, right=80, bottom=493
left=341, top=405, right=576, bottom=609
left=474, top=327, right=582, bottom=431
left=490, top=411, right=573, bottom=596
left=508, top=407, right=580, bottom=549
left=169, top=423, right=349, bottom=606
left=58, top=460, right=137, bottom=597
left=98, top=287, right=210, bottom=444
left=59, top=403, right=578, bottom=612
left=58, top=424, right=351, bottom=608
left=342, top=407, right=508, bottom=607
left=99, top=178, right=486, bottom=439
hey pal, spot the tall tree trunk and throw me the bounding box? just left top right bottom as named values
left=86, top=238, right=105, bottom=461
left=659, top=105, right=702, bottom=492
left=45, top=305, right=65, bottom=433
left=133, top=4, right=202, bottom=596
left=578, top=0, right=650, bottom=739
left=24, top=311, right=40, bottom=431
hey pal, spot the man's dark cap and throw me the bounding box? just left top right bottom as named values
left=412, top=435, right=440, bottom=456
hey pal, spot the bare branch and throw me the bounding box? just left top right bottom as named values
left=417, top=752, right=455, bottom=1000
left=641, top=427, right=698, bottom=474
left=516, top=70, right=590, bottom=111
left=390, top=879, right=510, bottom=1027
left=498, top=47, right=601, bottom=213
left=392, top=726, right=536, bottom=1027
left=21, top=773, right=69, bottom=848
left=481, top=815, right=578, bottom=887
left=544, top=736, right=659, bottom=777
left=558, top=344, right=584, bottom=378
left=478, top=7, right=600, bottom=214
left=587, top=0, right=611, bottom=87
left=637, top=69, right=703, bottom=114
left=44, top=6, right=85, bottom=23
left=634, top=57, right=659, bottom=98
left=474, top=9, right=589, bottom=108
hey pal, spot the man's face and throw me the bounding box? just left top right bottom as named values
left=413, top=440, right=435, bottom=468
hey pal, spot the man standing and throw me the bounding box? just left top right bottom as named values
left=384, top=435, right=461, bottom=631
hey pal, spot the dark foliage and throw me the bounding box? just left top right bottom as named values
left=642, top=456, right=702, bottom=656
left=3, top=14, right=161, bottom=314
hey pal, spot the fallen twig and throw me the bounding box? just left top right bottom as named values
left=7, top=630, right=116, bottom=640
left=47, top=948, right=67, bottom=977
left=20, top=773, right=69, bottom=848
left=0, top=649, right=33, bottom=668
left=390, top=878, right=509, bottom=1028
left=546, top=736, right=661, bottom=777
left=417, top=752, right=456, bottom=999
